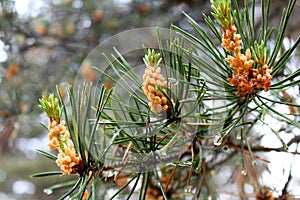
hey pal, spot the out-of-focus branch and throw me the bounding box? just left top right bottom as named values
left=225, top=135, right=300, bottom=155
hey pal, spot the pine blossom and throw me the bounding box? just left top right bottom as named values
left=48, top=120, right=69, bottom=150
left=142, top=50, right=169, bottom=113
left=222, top=24, right=272, bottom=97
left=47, top=120, right=82, bottom=174
left=221, top=24, right=241, bottom=53
left=56, top=141, right=82, bottom=174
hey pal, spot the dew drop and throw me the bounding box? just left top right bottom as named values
left=241, top=169, right=247, bottom=176
left=156, top=181, right=162, bottom=188
left=236, top=133, right=241, bottom=140
left=168, top=78, right=179, bottom=87
left=43, top=189, right=53, bottom=195
left=185, top=186, right=192, bottom=193
left=222, top=145, right=228, bottom=151
left=104, top=170, right=114, bottom=181
left=158, top=149, right=167, bottom=157
left=195, top=167, right=201, bottom=174
left=214, top=134, right=222, bottom=146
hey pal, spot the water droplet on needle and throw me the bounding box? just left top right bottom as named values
left=214, top=134, right=223, bottom=146
left=168, top=78, right=179, bottom=87
left=43, top=189, right=53, bottom=195
left=241, top=169, right=247, bottom=175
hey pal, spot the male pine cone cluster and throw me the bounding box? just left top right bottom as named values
left=143, top=64, right=169, bottom=113
left=48, top=120, right=82, bottom=174
left=40, top=94, right=82, bottom=175
left=142, top=50, right=169, bottom=113
left=222, top=23, right=272, bottom=97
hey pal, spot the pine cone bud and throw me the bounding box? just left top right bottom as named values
left=142, top=49, right=169, bottom=113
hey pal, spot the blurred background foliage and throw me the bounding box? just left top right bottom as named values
left=0, top=0, right=299, bottom=199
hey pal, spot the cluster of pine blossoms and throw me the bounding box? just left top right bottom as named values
left=142, top=50, right=170, bottom=113
left=47, top=119, right=82, bottom=174
left=39, top=94, right=82, bottom=175
left=220, top=18, right=272, bottom=97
